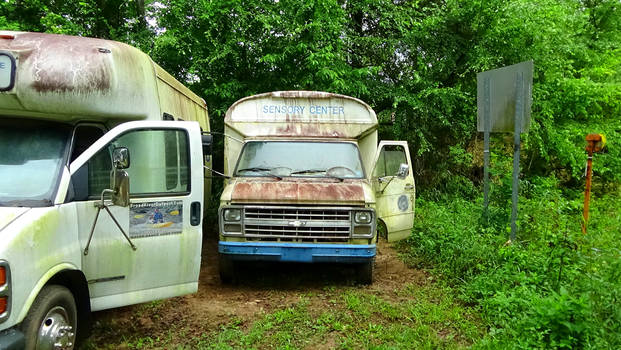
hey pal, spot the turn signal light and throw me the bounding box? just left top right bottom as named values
left=0, top=267, right=5, bottom=286
left=0, top=297, right=6, bottom=314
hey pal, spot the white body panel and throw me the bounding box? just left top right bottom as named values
left=0, top=121, right=204, bottom=331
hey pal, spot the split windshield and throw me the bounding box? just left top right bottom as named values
left=0, top=120, right=70, bottom=206
left=235, top=141, right=364, bottom=179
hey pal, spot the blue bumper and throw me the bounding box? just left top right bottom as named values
left=0, top=328, right=25, bottom=350
left=219, top=241, right=376, bottom=263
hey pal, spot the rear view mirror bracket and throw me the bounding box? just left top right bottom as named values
left=83, top=147, right=136, bottom=255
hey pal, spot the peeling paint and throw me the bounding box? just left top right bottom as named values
left=231, top=178, right=365, bottom=204
left=1, top=32, right=116, bottom=94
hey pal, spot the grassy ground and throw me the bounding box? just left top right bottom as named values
left=191, top=283, right=481, bottom=349
left=399, top=180, right=621, bottom=349
left=81, top=242, right=483, bottom=349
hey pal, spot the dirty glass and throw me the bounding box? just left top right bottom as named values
left=235, top=141, right=364, bottom=179
left=84, top=129, right=190, bottom=197
left=0, top=121, right=69, bottom=206
left=373, top=145, right=407, bottom=178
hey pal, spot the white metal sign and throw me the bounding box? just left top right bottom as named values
left=0, top=52, right=16, bottom=91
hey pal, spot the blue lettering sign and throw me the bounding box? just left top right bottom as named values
left=309, top=105, right=345, bottom=115
left=262, top=105, right=305, bottom=115
left=0, top=62, right=5, bottom=69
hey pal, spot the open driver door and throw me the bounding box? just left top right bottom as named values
left=371, top=141, right=415, bottom=241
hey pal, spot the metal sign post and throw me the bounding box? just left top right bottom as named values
left=477, top=61, right=533, bottom=241
left=510, top=72, right=524, bottom=241
left=483, top=77, right=491, bottom=220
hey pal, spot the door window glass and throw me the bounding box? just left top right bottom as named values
left=373, top=145, right=407, bottom=177
left=82, top=129, right=190, bottom=198
left=70, top=125, right=106, bottom=163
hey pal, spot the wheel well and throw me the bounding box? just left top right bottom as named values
left=46, top=270, right=91, bottom=342
left=376, top=219, right=388, bottom=242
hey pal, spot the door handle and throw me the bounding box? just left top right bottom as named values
left=190, top=201, right=201, bottom=226
left=405, top=184, right=414, bottom=190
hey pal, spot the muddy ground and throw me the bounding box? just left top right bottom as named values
left=83, top=236, right=438, bottom=348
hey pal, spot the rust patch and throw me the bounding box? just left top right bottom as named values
left=275, top=123, right=344, bottom=138
left=231, top=180, right=364, bottom=203
left=0, top=32, right=130, bottom=93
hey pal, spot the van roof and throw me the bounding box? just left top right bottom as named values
left=224, top=91, right=377, bottom=139
left=0, top=31, right=205, bottom=123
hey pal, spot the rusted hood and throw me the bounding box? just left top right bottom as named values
left=230, top=178, right=366, bottom=205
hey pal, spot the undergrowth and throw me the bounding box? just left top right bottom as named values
left=399, top=177, right=620, bottom=349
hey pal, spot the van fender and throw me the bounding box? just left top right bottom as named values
left=15, top=262, right=81, bottom=324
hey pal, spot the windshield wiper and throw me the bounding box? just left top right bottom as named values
left=236, top=167, right=282, bottom=180
left=291, top=168, right=345, bottom=182
left=290, top=169, right=327, bottom=175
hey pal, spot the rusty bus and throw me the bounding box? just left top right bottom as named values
left=0, top=31, right=211, bottom=349
left=217, top=91, right=415, bottom=284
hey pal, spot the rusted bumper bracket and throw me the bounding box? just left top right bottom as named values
left=218, top=242, right=376, bottom=263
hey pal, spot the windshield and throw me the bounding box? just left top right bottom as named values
left=235, top=141, right=365, bottom=179
left=0, top=119, right=70, bottom=206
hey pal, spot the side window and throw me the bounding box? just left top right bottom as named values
left=70, top=125, right=106, bottom=163
left=82, top=129, right=190, bottom=198
left=373, top=145, right=407, bottom=178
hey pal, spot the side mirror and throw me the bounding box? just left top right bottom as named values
left=111, top=147, right=130, bottom=207
left=112, top=147, right=130, bottom=169
left=396, top=163, right=409, bottom=179
left=202, top=134, right=213, bottom=155
left=111, top=170, right=130, bottom=207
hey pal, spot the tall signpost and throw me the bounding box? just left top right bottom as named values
left=477, top=61, right=533, bottom=241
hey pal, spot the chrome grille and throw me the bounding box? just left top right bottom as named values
left=243, top=207, right=351, bottom=243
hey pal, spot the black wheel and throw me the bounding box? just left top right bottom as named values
left=376, top=220, right=388, bottom=242
left=219, top=254, right=236, bottom=284
left=20, top=285, right=77, bottom=350
left=356, top=259, right=374, bottom=285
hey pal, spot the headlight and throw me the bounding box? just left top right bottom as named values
left=354, top=211, right=372, bottom=224
left=223, top=208, right=241, bottom=221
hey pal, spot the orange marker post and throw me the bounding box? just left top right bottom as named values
left=582, top=134, right=606, bottom=234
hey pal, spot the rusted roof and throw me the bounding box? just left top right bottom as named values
left=224, top=91, right=377, bottom=139
left=0, top=31, right=205, bottom=123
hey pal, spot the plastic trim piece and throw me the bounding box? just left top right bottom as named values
left=0, top=51, right=16, bottom=92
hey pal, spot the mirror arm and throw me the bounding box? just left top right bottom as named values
left=378, top=176, right=395, bottom=194
left=100, top=189, right=115, bottom=206
left=84, top=188, right=137, bottom=255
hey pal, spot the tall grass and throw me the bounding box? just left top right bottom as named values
left=399, top=177, right=620, bottom=348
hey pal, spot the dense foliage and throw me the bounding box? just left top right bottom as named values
left=2, top=1, right=619, bottom=348
left=1, top=0, right=619, bottom=189
left=400, top=183, right=620, bottom=348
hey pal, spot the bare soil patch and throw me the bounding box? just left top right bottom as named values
left=84, top=237, right=430, bottom=348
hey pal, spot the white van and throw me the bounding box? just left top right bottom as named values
left=0, top=31, right=211, bottom=349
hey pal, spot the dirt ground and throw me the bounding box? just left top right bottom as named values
left=84, top=236, right=430, bottom=348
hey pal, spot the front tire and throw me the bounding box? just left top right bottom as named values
left=20, top=285, right=77, bottom=350
left=356, top=259, right=375, bottom=285
left=219, top=254, right=236, bottom=284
